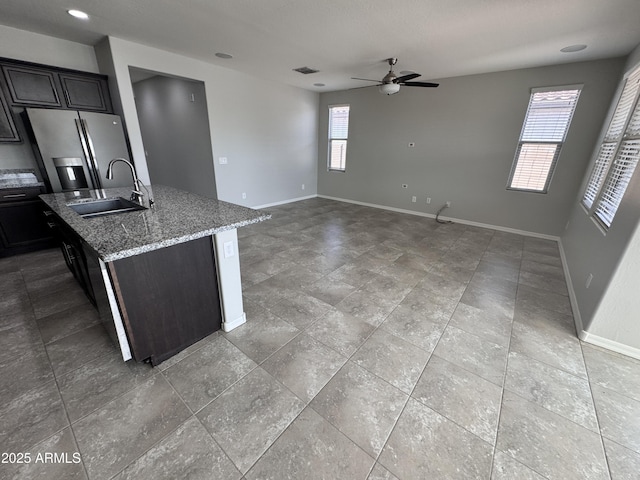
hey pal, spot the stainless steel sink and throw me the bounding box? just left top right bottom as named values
left=68, top=197, right=147, bottom=218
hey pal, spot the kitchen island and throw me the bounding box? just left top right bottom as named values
left=40, top=185, right=270, bottom=365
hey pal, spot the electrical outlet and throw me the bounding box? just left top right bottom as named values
left=242, top=192, right=246, bottom=199
left=446, top=201, right=451, bottom=207
left=301, top=184, right=305, bottom=190
left=219, top=157, right=228, bottom=165
left=412, top=196, right=417, bottom=203
left=223, top=241, right=234, bottom=258
left=426, top=197, right=431, bottom=204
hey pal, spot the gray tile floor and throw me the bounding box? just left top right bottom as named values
left=2, top=197, right=640, bottom=479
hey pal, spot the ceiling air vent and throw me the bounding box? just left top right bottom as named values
left=293, top=66, right=319, bottom=75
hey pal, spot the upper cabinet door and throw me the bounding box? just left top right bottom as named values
left=1, top=65, right=62, bottom=107
left=59, top=73, right=111, bottom=112
left=0, top=88, right=20, bottom=142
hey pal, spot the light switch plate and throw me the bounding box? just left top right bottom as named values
left=219, top=157, right=228, bottom=164
left=223, top=241, right=234, bottom=258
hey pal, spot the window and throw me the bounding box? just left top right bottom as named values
left=328, top=105, right=350, bottom=171
left=582, top=66, right=640, bottom=229
left=508, top=86, right=582, bottom=193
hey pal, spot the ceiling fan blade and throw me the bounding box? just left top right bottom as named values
left=402, top=81, right=439, bottom=88
left=394, top=73, right=421, bottom=83
left=351, top=77, right=382, bottom=83
left=347, top=84, right=378, bottom=91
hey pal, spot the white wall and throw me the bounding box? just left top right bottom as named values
left=318, top=58, right=624, bottom=237
left=561, top=43, right=640, bottom=357
left=0, top=24, right=98, bottom=72
left=96, top=37, right=319, bottom=207
left=0, top=25, right=99, bottom=172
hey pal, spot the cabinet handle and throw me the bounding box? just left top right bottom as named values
left=2, top=193, right=27, bottom=198
left=47, top=221, right=57, bottom=228
left=64, top=243, right=76, bottom=261
left=43, top=210, right=54, bottom=216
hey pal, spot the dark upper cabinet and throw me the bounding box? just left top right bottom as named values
left=59, top=73, right=111, bottom=112
left=0, top=87, right=20, bottom=142
left=0, top=58, right=113, bottom=113
left=2, top=64, right=62, bottom=107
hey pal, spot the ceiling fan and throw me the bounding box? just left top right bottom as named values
left=352, top=58, right=439, bottom=95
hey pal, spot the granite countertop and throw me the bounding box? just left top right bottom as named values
left=0, top=169, right=45, bottom=189
left=39, top=185, right=271, bottom=262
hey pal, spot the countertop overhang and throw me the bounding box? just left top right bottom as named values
left=40, top=185, right=270, bottom=262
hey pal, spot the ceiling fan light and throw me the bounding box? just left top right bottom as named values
left=379, top=83, right=400, bottom=95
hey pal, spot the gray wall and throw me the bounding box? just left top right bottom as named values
left=318, top=58, right=624, bottom=236
left=132, top=74, right=217, bottom=199
left=562, top=44, right=640, bottom=352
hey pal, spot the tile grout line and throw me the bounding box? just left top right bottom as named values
left=578, top=340, right=615, bottom=480
left=21, top=265, right=93, bottom=480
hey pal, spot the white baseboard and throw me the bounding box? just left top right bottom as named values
left=579, top=331, right=640, bottom=360
left=254, top=194, right=318, bottom=209
left=317, top=194, right=559, bottom=241
left=558, top=239, right=584, bottom=337
left=557, top=240, right=640, bottom=360
left=253, top=193, right=639, bottom=359
left=223, top=312, right=246, bottom=332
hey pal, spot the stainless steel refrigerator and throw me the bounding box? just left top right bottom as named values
left=26, top=108, right=134, bottom=193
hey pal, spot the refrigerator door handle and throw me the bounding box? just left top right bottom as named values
left=75, top=118, right=103, bottom=190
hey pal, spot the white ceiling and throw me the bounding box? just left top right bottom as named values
left=1, top=0, right=639, bottom=92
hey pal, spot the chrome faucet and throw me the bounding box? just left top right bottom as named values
left=106, top=158, right=153, bottom=207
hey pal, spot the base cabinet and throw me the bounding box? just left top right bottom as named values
left=0, top=188, right=54, bottom=257
left=45, top=211, right=95, bottom=305
left=47, top=213, right=223, bottom=366
left=107, top=236, right=222, bottom=365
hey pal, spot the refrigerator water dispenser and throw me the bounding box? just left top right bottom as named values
left=53, top=157, right=89, bottom=191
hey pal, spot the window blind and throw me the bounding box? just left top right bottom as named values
left=521, top=90, right=581, bottom=142
left=328, top=105, right=350, bottom=171
left=594, top=139, right=640, bottom=227
left=583, top=68, right=640, bottom=209
left=508, top=87, right=582, bottom=193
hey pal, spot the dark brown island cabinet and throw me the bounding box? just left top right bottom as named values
left=40, top=186, right=268, bottom=366
left=105, top=237, right=223, bottom=365
left=46, top=209, right=222, bottom=365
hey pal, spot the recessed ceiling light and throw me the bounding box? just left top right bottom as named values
left=313, top=83, right=325, bottom=87
left=215, top=52, right=233, bottom=59
left=561, top=44, right=587, bottom=53
left=67, top=9, right=89, bottom=20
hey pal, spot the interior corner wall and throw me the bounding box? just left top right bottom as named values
left=133, top=75, right=217, bottom=199
left=102, top=37, right=319, bottom=207
left=561, top=44, right=640, bottom=355
left=317, top=58, right=624, bottom=236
